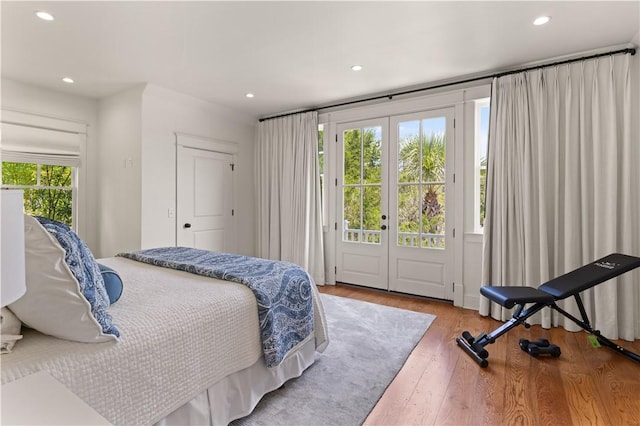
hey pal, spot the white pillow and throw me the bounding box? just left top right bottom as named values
left=1, top=307, right=23, bottom=354
left=9, top=215, right=119, bottom=343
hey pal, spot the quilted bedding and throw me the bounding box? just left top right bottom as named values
left=0, top=257, right=329, bottom=425
left=119, top=247, right=316, bottom=367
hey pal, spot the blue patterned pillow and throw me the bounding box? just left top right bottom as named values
left=34, top=217, right=119, bottom=338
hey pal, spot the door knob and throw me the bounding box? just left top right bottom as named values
left=381, top=225, right=387, bottom=230
left=184, top=223, right=192, bottom=229
left=381, top=214, right=387, bottom=220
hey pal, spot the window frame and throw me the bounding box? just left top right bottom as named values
left=1, top=109, right=87, bottom=236
left=1, top=161, right=79, bottom=229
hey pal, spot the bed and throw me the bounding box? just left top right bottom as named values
left=1, top=216, right=329, bottom=425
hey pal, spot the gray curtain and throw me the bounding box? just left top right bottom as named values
left=255, top=111, right=326, bottom=285
left=481, top=54, right=639, bottom=340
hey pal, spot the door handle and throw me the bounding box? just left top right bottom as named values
left=381, top=225, right=387, bottom=230
left=184, top=223, right=192, bottom=229
left=381, top=214, right=387, bottom=220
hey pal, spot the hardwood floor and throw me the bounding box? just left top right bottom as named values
left=318, top=284, right=640, bottom=426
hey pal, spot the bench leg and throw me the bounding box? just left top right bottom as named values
left=551, top=301, right=640, bottom=364
left=595, top=335, right=640, bottom=363
left=458, top=302, right=547, bottom=367
left=456, top=335, right=489, bottom=368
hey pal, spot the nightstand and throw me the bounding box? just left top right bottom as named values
left=1, top=370, right=111, bottom=425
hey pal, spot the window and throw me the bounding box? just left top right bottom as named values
left=1, top=113, right=86, bottom=230
left=318, top=123, right=327, bottom=227
left=2, top=162, right=76, bottom=227
left=318, top=124, right=325, bottom=200
left=474, top=99, right=490, bottom=232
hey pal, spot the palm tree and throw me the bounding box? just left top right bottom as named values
left=398, top=133, right=446, bottom=238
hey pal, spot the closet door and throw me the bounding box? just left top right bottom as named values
left=177, top=146, right=234, bottom=252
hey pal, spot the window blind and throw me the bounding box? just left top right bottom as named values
left=1, top=119, right=86, bottom=167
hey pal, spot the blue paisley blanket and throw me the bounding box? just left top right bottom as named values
left=118, top=247, right=314, bottom=368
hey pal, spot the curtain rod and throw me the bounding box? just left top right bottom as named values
left=258, top=47, right=636, bottom=123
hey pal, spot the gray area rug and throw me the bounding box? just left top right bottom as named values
left=232, top=293, right=436, bottom=426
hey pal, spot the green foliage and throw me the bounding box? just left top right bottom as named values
left=341, top=127, right=446, bottom=247
left=342, top=128, right=383, bottom=236
left=397, top=133, right=446, bottom=241
left=2, top=162, right=73, bottom=226
left=318, top=128, right=324, bottom=175
left=318, top=128, right=325, bottom=205
left=480, top=157, right=487, bottom=227
left=2, top=162, right=37, bottom=185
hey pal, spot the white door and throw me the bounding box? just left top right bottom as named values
left=335, top=119, right=389, bottom=290
left=335, top=109, right=454, bottom=300
left=388, top=109, right=454, bottom=299
left=177, top=146, right=235, bottom=252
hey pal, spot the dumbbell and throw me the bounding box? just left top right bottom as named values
left=519, top=338, right=561, bottom=358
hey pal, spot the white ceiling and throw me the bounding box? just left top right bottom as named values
left=2, top=1, right=639, bottom=120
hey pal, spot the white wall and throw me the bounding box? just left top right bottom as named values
left=2, top=79, right=257, bottom=258
left=97, top=86, right=144, bottom=257
left=96, top=84, right=257, bottom=258
left=1, top=79, right=100, bottom=252
left=140, top=85, right=256, bottom=256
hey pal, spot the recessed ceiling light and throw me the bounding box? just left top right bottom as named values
left=62, top=77, right=74, bottom=84
left=533, top=16, right=551, bottom=26
left=35, top=11, right=55, bottom=21
left=245, top=93, right=255, bottom=98
left=351, top=65, right=363, bottom=71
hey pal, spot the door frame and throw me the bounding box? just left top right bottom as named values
left=321, top=90, right=467, bottom=305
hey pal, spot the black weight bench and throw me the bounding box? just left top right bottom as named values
left=457, top=253, right=640, bottom=367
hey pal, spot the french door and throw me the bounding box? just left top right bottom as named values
left=335, top=119, right=389, bottom=290
left=335, top=108, right=454, bottom=300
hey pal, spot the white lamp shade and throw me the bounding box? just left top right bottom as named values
left=1, top=190, right=26, bottom=307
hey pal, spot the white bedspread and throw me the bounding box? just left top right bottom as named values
left=1, top=257, right=328, bottom=425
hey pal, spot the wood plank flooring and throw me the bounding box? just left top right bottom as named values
left=318, top=284, right=640, bottom=426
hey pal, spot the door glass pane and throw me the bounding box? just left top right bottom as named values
left=397, top=184, right=419, bottom=247
left=397, top=121, right=419, bottom=183
left=343, top=125, right=383, bottom=245
left=343, top=186, right=361, bottom=242
left=421, top=118, right=446, bottom=184
left=396, top=116, right=446, bottom=250
left=421, top=184, right=445, bottom=248
left=362, top=185, right=381, bottom=244
left=362, top=127, right=382, bottom=184
left=343, top=129, right=361, bottom=185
